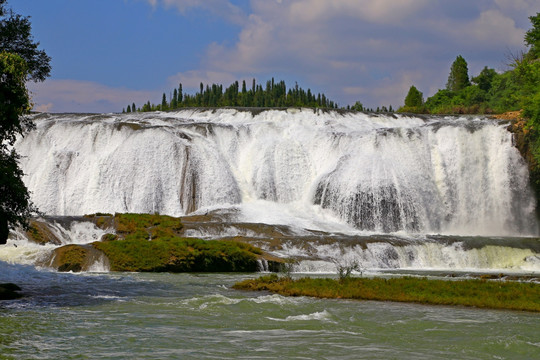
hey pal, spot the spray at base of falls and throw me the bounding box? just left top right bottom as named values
left=2, top=215, right=537, bottom=275
left=4, top=109, right=540, bottom=274
left=1, top=218, right=111, bottom=272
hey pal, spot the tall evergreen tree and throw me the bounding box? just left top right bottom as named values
left=178, top=83, right=183, bottom=104
left=161, top=93, right=167, bottom=110
left=446, top=55, right=470, bottom=92
left=172, top=88, right=178, bottom=108
left=404, top=85, right=423, bottom=107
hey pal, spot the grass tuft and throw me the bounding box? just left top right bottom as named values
left=233, top=276, right=540, bottom=312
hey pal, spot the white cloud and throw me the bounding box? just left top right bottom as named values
left=176, top=0, right=539, bottom=108
left=33, top=102, right=54, bottom=113
left=436, top=9, right=525, bottom=48
left=28, top=80, right=159, bottom=113
left=56, top=0, right=540, bottom=112
left=287, top=0, right=430, bottom=25
left=149, top=0, right=247, bottom=24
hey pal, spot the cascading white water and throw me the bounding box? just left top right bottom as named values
left=5, top=109, right=539, bottom=274
left=15, top=109, right=537, bottom=237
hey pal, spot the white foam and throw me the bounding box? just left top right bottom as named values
left=16, top=111, right=536, bottom=237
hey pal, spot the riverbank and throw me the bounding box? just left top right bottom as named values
left=234, top=275, right=540, bottom=312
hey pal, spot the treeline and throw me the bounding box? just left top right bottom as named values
left=399, top=13, right=540, bottom=117
left=123, top=78, right=342, bottom=113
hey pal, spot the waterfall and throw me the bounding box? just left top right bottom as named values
left=15, top=109, right=537, bottom=237
left=5, top=109, right=540, bottom=273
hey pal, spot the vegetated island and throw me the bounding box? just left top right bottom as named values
left=26, top=213, right=280, bottom=273
left=234, top=274, right=540, bottom=312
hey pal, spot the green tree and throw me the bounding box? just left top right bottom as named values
left=0, top=53, right=37, bottom=244
left=351, top=101, right=363, bottom=111
left=0, top=0, right=50, bottom=81
left=525, top=12, right=540, bottom=59
left=472, top=66, right=497, bottom=92
left=1, top=0, right=50, bottom=244
left=178, top=83, right=183, bottom=104
left=446, top=55, right=470, bottom=92
left=161, top=93, right=167, bottom=110
left=404, top=85, right=423, bottom=107
left=171, top=88, right=178, bottom=109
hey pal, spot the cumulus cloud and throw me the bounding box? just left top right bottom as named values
left=172, top=0, right=540, bottom=108
left=45, top=0, right=540, bottom=112
left=28, top=80, right=159, bottom=113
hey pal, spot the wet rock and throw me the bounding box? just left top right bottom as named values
left=44, top=244, right=109, bottom=272
left=0, top=283, right=23, bottom=300
left=25, top=219, right=63, bottom=245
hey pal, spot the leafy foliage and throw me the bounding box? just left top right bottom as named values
left=0, top=0, right=51, bottom=82
left=0, top=1, right=50, bottom=244
left=525, top=13, right=540, bottom=60
left=404, top=85, right=423, bottom=107
left=0, top=52, right=38, bottom=243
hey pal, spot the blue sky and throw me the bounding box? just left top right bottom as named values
left=9, top=0, right=540, bottom=113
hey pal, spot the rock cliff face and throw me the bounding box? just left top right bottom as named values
left=503, top=112, right=540, bottom=213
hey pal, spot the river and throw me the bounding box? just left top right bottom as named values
left=1, top=264, right=539, bottom=360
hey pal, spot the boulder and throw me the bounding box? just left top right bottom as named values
left=0, top=283, right=23, bottom=300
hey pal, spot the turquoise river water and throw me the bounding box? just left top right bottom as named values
left=1, top=264, right=539, bottom=360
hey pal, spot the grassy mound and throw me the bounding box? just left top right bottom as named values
left=94, top=237, right=260, bottom=272
left=86, top=213, right=261, bottom=272
left=234, top=275, right=540, bottom=312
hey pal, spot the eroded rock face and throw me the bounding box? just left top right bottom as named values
left=25, top=219, right=63, bottom=245
left=44, top=244, right=109, bottom=272
left=507, top=116, right=540, bottom=208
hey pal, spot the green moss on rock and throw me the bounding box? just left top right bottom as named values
left=47, top=244, right=109, bottom=272
left=93, top=237, right=260, bottom=272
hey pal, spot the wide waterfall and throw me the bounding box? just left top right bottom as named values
left=4, top=109, right=539, bottom=274
left=15, top=109, right=537, bottom=236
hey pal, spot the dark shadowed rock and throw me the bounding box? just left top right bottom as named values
left=0, top=283, right=23, bottom=300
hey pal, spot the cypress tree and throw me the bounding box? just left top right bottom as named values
left=178, top=83, right=183, bottom=104
left=161, top=93, right=167, bottom=110
left=172, top=88, right=178, bottom=108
